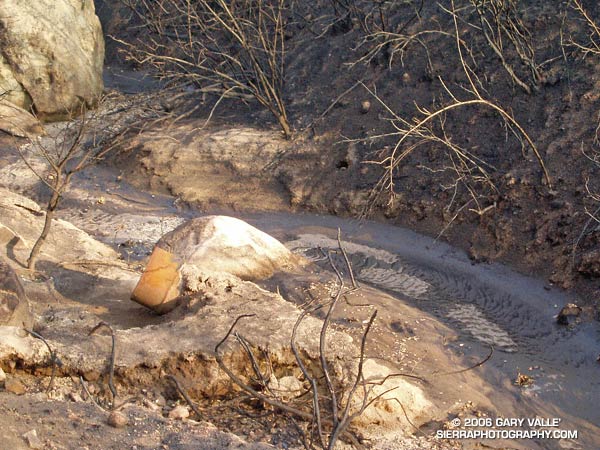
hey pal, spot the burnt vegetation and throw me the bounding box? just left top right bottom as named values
left=113, top=0, right=600, bottom=291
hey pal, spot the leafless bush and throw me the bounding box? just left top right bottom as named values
left=352, top=0, right=540, bottom=94
left=118, top=0, right=292, bottom=138
left=16, top=94, right=157, bottom=271
left=569, top=0, right=600, bottom=58
left=211, top=237, right=392, bottom=449
left=349, top=0, right=433, bottom=70
left=350, top=0, right=550, bottom=229
left=568, top=0, right=600, bottom=144
left=469, top=0, right=541, bottom=94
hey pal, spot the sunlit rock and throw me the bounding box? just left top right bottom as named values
left=0, top=0, right=104, bottom=119
left=131, top=216, right=301, bottom=313
left=0, top=100, right=43, bottom=138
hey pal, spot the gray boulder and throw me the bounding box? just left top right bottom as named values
left=0, top=0, right=104, bottom=120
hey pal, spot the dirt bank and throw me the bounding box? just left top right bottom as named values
left=98, top=0, right=600, bottom=309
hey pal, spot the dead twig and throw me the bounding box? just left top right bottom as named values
left=89, top=321, right=118, bottom=409
left=24, top=329, right=61, bottom=392
left=80, top=376, right=108, bottom=412
left=337, top=228, right=359, bottom=289
left=167, top=374, right=203, bottom=419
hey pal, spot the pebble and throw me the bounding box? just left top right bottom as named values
left=168, top=404, right=190, bottom=420
left=154, top=393, right=167, bottom=407
left=107, top=411, right=129, bottom=428
left=142, top=397, right=161, bottom=412
left=69, top=392, right=84, bottom=403
left=22, top=429, right=43, bottom=449
left=0, top=367, right=6, bottom=385
left=5, top=377, right=26, bottom=395
left=360, top=100, right=371, bottom=114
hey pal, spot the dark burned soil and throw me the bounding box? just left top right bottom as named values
left=98, top=0, right=600, bottom=307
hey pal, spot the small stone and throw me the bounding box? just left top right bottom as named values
left=402, top=72, right=411, bottom=84
left=82, top=370, right=100, bottom=382
left=0, top=367, right=6, bottom=385
left=515, top=372, right=533, bottom=387
left=360, top=100, right=371, bottom=114
left=168, top=404, right=190, bottom=420
left=22, top=429, right=42, bottom=449
left=107, top=411, right=128, bottom=428
left=556, top=303, right=582, bottom=325
left=5, top=377, right=26, bottom=395
left=69, top=392, right=84, bottom=402
left=155, top=393, right=167, bottom=407
left=142, top=398, right=161, bottom=412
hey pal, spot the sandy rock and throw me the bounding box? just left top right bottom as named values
left=0, top=188, right=118, bottom=264
left=267, top=375, right=304, bottom=400
left=22, top=429, right=42, bottom=449
left=131, top=216, right=302, bottom=312
left=0, top=0, right=104, bottom=119
left=0, top=257, right=33, bottom=329
left=0, top=99, right=44, bottom=138
left=0, top=367, right=5, bottom=385
left=0, top=326, right=49, bottom=365
left=351, top=359, right=434, bottom=434
left=168, top=404, right=190, bottom=420
left=5, top=377, right=26, bottom=395
left=107, top=411, right=129, bottom=428
left=126, top=125, right=296, bottom=210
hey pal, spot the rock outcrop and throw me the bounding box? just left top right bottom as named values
left=0, top=0, right=104, bottom=120
left=131, top=216, right=301, bottom=312
left=0, top=187, right=118, bottom=264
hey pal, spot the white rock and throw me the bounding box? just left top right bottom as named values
left=132, top=216, right=303, bottom=312
left=0, top=188, right=118, bottom=264
left=0, top=326, right=49, bottom=365
left=168, top=404, right=190, bottom=420
left=22, top=429, right=42, bottom=449
left=267, top=375, right=304, bottom=400
left=159, top=216, right=299, bottom=280
left=0, top=258, right=33, bottom=329
left=350, top=359, right=435, bottom=435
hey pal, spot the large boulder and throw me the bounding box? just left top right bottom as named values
left=0, top=0, right=104, bottom=120
left=131, top=216, right=302, bottom=313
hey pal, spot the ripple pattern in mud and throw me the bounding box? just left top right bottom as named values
left=60, top=209, right=185, bottom=245
left=285, top=233, right=527, bottom=353
left=285, top=233, right=431, bottom=299
left=357, top=266, right=430, bottom=299
left=446, top=304, right=518, bottom=352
